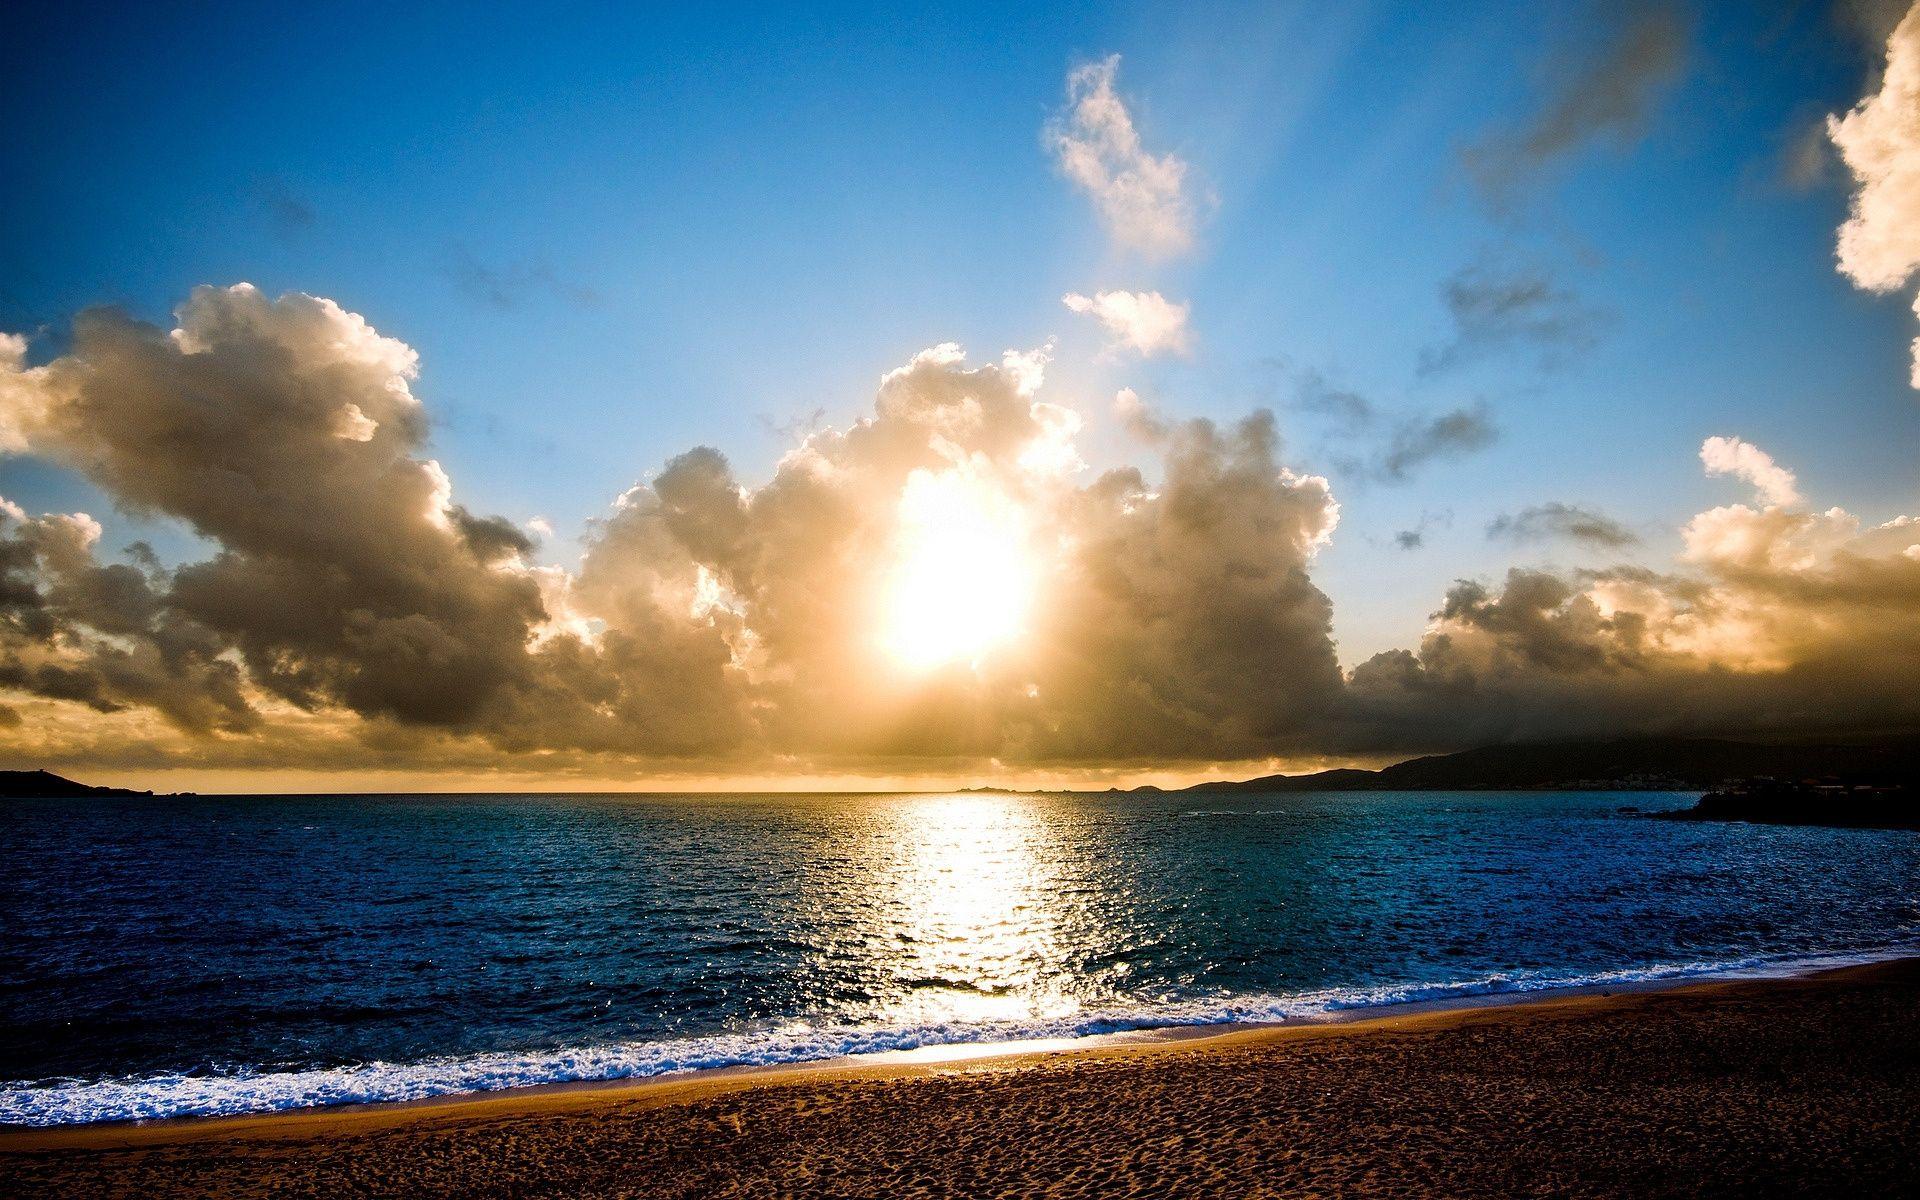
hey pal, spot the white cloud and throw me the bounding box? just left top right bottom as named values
left=1830, top=3, right=1920, bottom=386
left=333, top=402, right=377, bottom=441
left=1047, top=55, right=1196, bottom=258
left=1700, top=435, right=1801, bottom=507
left=1062, top=289, right=1192, bottom=356
left=1111, top=386, right=1167, bottom=441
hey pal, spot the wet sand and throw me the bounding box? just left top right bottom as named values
left=4, top=959, right=1918, bottom=1197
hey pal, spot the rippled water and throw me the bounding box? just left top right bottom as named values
left=3, top=789, right=1917, bottom=1125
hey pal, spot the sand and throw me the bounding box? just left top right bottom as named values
left=4, top=960, right=1918, bottom=1197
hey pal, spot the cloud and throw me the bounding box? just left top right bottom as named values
left=1487, top=503, right=1639, bottom=549
left=1393, top=511, right=1451, bottom=551
left=1463, top=5, right=1687, bottom=208
left=443, top=245, right=600, bottom=310
left=1699, top=434, right=1801, bottom=506
left=8, top=289, right=1919, bottom=778
left=1420, top=259, right=1600, bottom=374
left=1047, top=55, right=1197, bottom=258
left=1376, top=403, right=1499, bottom=482
left=1, top=288, right=1344, bottom=771
left=1062, top=289, right=1191, bottom=356
left=1779, top=114, right=1838, bottom=191
left=1830, top=1, right=1920, bottom=386
left=1290, top=368, right=1377, bottom=430
left=1345, top=441, right=1920, bottom=752
left=1111, top=386, right=1168, bottom=441
left=253, top=178, right=316, bottom=237
left=0, top=285, right=558, bottom=733
left=1840, top=0, right=1917, bottom=51
left=0, top=498, right=253, bottom=735
left=1277, top=362, right=1495, bottom=486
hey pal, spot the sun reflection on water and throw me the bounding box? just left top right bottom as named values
left=876, top=794, right=1083, bottom=1027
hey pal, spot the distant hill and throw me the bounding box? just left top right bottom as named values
left=0, top=770, right=158, bottom=798
left=1185, top=737, right=1920, bottom=794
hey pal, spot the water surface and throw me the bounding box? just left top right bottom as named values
left=3, top=789, right=1916, bottom=1124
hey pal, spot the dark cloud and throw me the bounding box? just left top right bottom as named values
left=253, top=178, right=316, bottom=238
left=1393, top=510, right=1452, bottom=551
left=0, top=503, right=254, bottom=734
left=1463, top=4, right=1688, bottom=209
left=756, top=406, right=828, bottom=443
left=443, top=246, right=600, bottom=310
left=1292, top=368, right=1376, bottom=429
left=3, top=288, right=551, bottom=731
left=1487, top=502, right=1639, bottom=549
left=1836, top=0, right=1912, bottom=46
left=1276, top=362, right=1495, bottom=485
left=1420, top=260, right=1601, bottom=374
left=1376, top=404, right=1499, bottom=482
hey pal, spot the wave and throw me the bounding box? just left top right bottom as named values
left=3, top=945, right=1911, bottom=1127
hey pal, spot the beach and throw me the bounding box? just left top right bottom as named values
left=4, top=959, right=1917, bottom=1197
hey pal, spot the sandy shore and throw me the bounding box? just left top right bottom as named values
left=4, top=960, right=1919, bottom=1197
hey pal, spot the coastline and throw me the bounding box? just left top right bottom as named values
left=5, top=957, right=1917, bottom=1195
left=0, top=960, right=1912, bottom=1182
left=4, top=943, right=1912, bottom=1133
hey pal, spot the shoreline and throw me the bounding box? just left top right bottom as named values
left=7, top=958, right=1917, bottom=1195
left=3, top=949, right=1913, bottom=1151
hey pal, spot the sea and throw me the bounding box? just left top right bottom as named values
left=3, top=789, right=1917, bottom=1126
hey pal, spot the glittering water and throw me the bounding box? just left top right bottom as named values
left=2, top=789, right=1916, bottom=1125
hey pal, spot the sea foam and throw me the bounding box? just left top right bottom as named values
left=3, top=946, right=1907, bottom=1127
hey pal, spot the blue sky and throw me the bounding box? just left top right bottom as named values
left=3, top=0, right=1913, bottom=669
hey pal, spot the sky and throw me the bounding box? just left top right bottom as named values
left=3, top=0, right=1920, bottom=790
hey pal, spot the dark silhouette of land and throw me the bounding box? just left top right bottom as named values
left=0, top=770, right=165, bottom=799
left=1661, top=780, right=1920, bottom=830
left=1182, top=736, right=1918, bottom=796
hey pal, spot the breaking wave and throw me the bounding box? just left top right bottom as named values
left=4, top=946, right=1908, bottom=1127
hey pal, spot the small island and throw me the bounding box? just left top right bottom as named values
left=1662, top=778, right=1920, bottom=831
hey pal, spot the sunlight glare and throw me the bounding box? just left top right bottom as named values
left=880, top=469, right=1036, bottom=671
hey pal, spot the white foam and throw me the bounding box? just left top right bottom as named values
left=3, top=945, right=1911, bottom=1127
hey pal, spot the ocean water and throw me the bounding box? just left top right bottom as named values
left=2, top=789, right=1917, bottom=1126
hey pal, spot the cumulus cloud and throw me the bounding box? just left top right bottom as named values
left=1048, top=55, right=1197, bottom=258
left=1420, top=259, right=1600, bottom=374
left=0, top=498, right=253, bottom=735
left=1062, top=289, right=1192, bottom=356
left=1463, top=5, right=1686, bottom=209
left=1111, top=387, right=1168, bottom=441
left=1345, top=440, right=1920, bottom=751
left=1487, top=503, right=1639, bottom=549
left=1699, top=435, right=1801, bottom=506
left=1830, top=1, right=1920, bottom=386
left=1, top=287, right=1345, bottom=772
left=569, top=346, right=1342, bottom=765
left=0, top=285, right=563, bottom=734
left=7, top=288, right=1918, bottom=778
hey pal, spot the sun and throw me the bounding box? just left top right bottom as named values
left=880, top=468, right=1037, bottom=671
